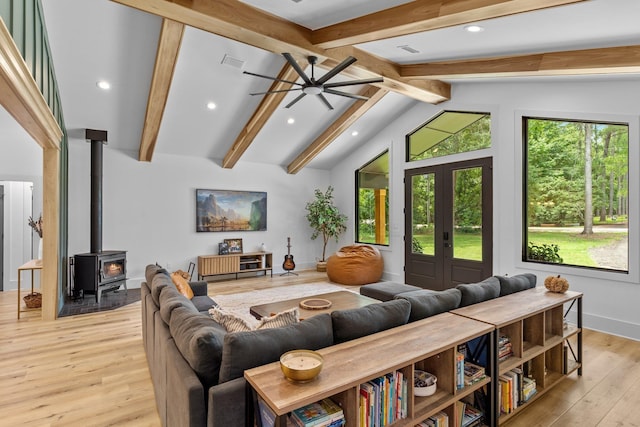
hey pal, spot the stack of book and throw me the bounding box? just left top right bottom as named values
left=290, top=398, right=345, bottom=427
left=358, top=371, right=408, bottom=427
left=498, top=335, right=513, bottom=362
left=416, top=411, right=448, bottom=426
left=498, top=368, right=537, bottom=415
left=463, top=362, right=486, bottom=386
left=456, top=401, right=484, bottom=427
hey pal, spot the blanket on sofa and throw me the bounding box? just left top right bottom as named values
left=212, top=283, right=349, bottom=326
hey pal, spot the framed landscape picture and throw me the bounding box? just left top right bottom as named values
left=196, top=189, right=267, bottom=232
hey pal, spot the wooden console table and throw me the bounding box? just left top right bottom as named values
left=17, top=259, right=42, bottom=319
left=452, top=287, right=583, bottom=424
left=198, top=252, right=272, bottom=280
left=245, top=312, right=495, bottom=427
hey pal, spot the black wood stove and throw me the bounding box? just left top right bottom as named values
left=73, top=129, right=127, bottom=303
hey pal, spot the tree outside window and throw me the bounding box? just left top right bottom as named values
left=524, top=117, right=628, bottom=272
left=356, top=151, right=389, bottom=245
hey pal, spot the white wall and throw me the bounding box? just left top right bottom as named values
left=331, top=77, right=640, bottom=341
left=67, top=139, right=331, bottom=289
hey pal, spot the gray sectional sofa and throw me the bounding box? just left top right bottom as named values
left=141, top=264, right=536, bottom=427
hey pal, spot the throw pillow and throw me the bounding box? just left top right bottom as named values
left=171, top=272, right=194, bottom=299
left=209, top=307, right=299, bottom=332
left=209, top=307, right=254, bottom=332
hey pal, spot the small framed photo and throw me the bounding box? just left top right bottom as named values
left=218, top=242, right=229, bottom=255
left=224, top=238, right=243, bottom=254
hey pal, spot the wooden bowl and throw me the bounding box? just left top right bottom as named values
left=280, top=350, right=324, bottom=383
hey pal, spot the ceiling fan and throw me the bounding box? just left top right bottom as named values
left=243, top=53, right=384, bottom=110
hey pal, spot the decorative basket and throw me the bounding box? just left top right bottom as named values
left=23, top=292, right=42, bottom=309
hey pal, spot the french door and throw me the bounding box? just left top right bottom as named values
left=405, top=158, right=492, bottom=290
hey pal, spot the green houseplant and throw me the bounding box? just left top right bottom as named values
left=305, top=186, right=347, bottom=270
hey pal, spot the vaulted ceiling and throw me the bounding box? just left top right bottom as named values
left=35, top=0, right=640, bottom=173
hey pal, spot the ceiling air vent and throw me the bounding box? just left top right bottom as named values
left=221, top=54, right=245, bottom=70
left=397, top=45, right=420, bottom=54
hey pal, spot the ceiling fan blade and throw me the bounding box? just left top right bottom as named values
left=317, top=93, right=334, bottom=110
left=249, top=88, right=302, bottom=96
left=323, top=88, right=370, bottom=101
left=316, top=56, right=357, bottom=85
left=285, top=92, right=307, bottom=109
left=323, top=77, right=384, bottom=88
left=243, top=70, right=302, bottom=86
left=282, top=53, right=313, bottom=85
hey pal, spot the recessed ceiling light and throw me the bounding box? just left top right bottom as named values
left=351, top=131, right=359, bottom=136
left=96, top=80, right=111, bottom=90
left=464, top=25, right=484, bottom=33
left=287, top=117, right=295, bottom=124
left=206, top=102, right=216, bottom=110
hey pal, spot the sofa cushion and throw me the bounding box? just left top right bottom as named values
left=497, top=274, right=537, bottom=296
left=331, top=299, right=410, bottom=344
left=171, top=272, right=194, bottom=299
left=218, top=313, right=333, bottom=383
left=169, top=306, right=227, bottom=388
left=191, top=295, right=215, bottom=312
left=457, top=277, right=500, bottom=307
left=359, top=282, right=422, bottom=302
left=150, top=269, right=172, bottom=306
left=394, top=289, right=461, bottom=322
left=145, top=263, right=165, bottom=285
left=159, top=285, right=196, bottom=325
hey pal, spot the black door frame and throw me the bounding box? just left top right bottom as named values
left=405, top=157, right=493, bottom=290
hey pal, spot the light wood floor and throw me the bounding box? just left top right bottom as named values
left=1, top=270, right=638, bottom=426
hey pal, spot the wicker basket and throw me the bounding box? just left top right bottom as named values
left=23, top=292, right=42, bottom=309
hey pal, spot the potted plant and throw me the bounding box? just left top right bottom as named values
left=305, top=186, right=347, bottom=271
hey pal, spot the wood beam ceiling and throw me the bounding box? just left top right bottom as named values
left=111, top=0, right=450, bottom=104
left=287, top=86, right=388, bottom=175
left=400, top=45, right=640, bottom=79
left=222, top=60, right=306, bottom=169
left=0, top=18, right=62, bottom=149
left=312, top=0, right=586, bottom=49
left=139, top=19, right=184, bottom=162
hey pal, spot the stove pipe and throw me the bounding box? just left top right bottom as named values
left=85, top=129, right=107, bottom=254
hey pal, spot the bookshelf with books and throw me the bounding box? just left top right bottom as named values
left=451, top=287, right=582, bottom=425
left=245, top=312, right=495, bottom=427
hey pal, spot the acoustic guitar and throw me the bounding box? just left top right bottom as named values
left=283, top=237, right=295, bottom=271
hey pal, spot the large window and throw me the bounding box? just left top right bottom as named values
left=407, top=111, right=491, bottom=161
left=356, top=151, right=389, bottom=245
left=524, top=117, right=628, bottom=272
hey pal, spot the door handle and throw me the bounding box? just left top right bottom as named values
left=443, top=231, right=449, bottom=240
left=444, top=243, right=452, bottom=248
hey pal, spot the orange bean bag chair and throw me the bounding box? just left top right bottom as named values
left=327, top=245, right=383, bottom=286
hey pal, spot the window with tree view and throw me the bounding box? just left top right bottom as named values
left=356, top=151, right=389, bottom=245
left=407, top=111, right=491, bottom=161
left=524, top=117, right=628, bottom=272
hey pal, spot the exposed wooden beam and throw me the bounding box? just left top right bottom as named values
left=312, top=0, right=586, bottom=49
left=139, top=19, right=184, bottom=162
left=0, top=17, right=62, bottom=149
left=111, top=0, right=450, bottom=104
left=223, top=60, right=304, bottom=168
left=287, top=86, right=388, bottom=174
left=324, top=46, right=450, bottom=103
left=400, top=45, right=640, bottom=79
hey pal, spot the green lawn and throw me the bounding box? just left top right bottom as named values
left=411, top=229, right=626, bottom=267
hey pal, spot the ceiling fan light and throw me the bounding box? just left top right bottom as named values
left=303, top=86, right=322, bottom=95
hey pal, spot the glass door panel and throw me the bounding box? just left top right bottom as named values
left=412, top=174, right=435, bottom=255
left=452, top=167, right=483, bottom=261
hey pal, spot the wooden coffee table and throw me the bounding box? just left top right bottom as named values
left=249, top=290, right=379, bottom=320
